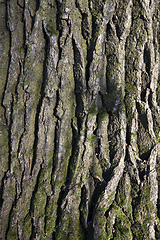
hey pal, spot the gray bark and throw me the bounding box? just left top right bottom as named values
left=0, top=0, right=160, bottom=239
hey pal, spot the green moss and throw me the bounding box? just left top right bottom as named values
left=45, top=216, right=55, bottom=235
left=32, top=170, right=47, bottom=224
left=89, top=0, right=104, bottom=17
left=88, top=104, right=97, bottom=115
left=106, top=203, right=132, bottom=239
left=0, top=123, right=9, bottom=170
left=98, top=107, right=108, bottom=122
left=46, top=156, right=54, bottom=170
left=153, top=124, right=160, bottom=140
left=88, top=134, right=97, bottom=147
left=13, top=162, right=22, bottom=175
left=21, top=214, right=32, bottom=238
left=46, top=21, right=59, bottom=37
left=116, top=190, right=127, bottom=208
left=138, top=142, right=150, bottom=154
left=7, top=230, right=18, bottom=240
left=125, top=83, right=137, bottom=96
left=132, top=186, right=155, bottom=239
left=6, top=209, right=18, bottom=240
left=114, top=215, right=132, bottom=239
left=57, top=0, right=66, bottom=14
left=56, top=213, right=84, bottom=240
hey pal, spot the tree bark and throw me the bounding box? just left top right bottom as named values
left=0, top=0, right=160, bottom=239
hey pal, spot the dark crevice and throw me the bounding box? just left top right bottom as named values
left=90, top=170, right=101, bottom=187
left=141, top=71, right=150, bottom=102
left=112, top=14, right=121, bottom=40
left=75, top=0, right=90, bottom=42
left=0, top=173, right=6, bottom=209
left=103, top=167, right=114, bottom=185
left=56, top=30, right=63, bottom=71
left=94, top=138, right=101, bottom=159
left=126, top=124, right=131, bottom=146
left=29, top=216, right=36, bottom=240
left=35, top=0, right=40, bottom=12
left=138, top=161, right=149, bottom=182
left=86, top=180, right=106, bottom=235
left=93, top=114, right=101, bottom=161
left=55, top=186, right=68, bottom=235
left=65, top=118, right=80, bottom=184
left=79, top=185, right=89, bottom=236
left=17, top=0, right=24, bottom=9
left=15, top=61, right=22, bottom=101
left=55, top=0, right=66, bottom=71
left=44, top=196, right=49, bottom=234
left=52, top=231, right=56, bottom=240
left=75, top=0, right=80, bottom=11
left=82, top=12, right=90, bottom=41
left=53, top=90, right=61, bottom=120
left=141, top=89, right=147, bottom=102
left=81, top=114, right=89, bottom=160
left=72, top=36, right=84, bottom=133
left=67, top=19, right=72, bottom=35
left=143, top=44, right=151, bottom=76
left=124, top=42, right=134, bottom=147
left=18, top=168, right=25, bottom=200
left=124, top=102, right=132, bottom=147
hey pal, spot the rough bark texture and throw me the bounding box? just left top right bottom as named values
left=0, top=0, right=160, bottom=239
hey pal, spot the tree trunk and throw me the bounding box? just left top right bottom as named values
left=0, top=0, right=160, bottom=239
